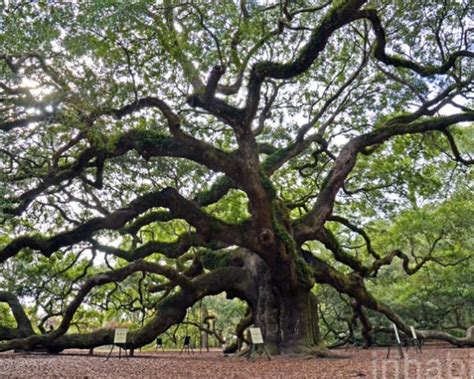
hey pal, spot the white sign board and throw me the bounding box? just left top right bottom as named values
left=114, top=328, right=128, bottom=344
left=410, top=326, right=417, bottom=339
left=249, top=327, right=264, bottom=344
left=392, top=323, right=401, bottom=344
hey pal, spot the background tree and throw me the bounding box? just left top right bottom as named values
left=0, top=0, right=473, bottom=355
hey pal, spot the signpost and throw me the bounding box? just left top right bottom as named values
left=180, top=335, right=194, bottom=355
left=386, top=323, right=404, bottom=359
left=249, top=328, right=264, bottom=344
left=246, top=327, right=271, bottom=361
left=106, top=328, right=129, bottom=361
left=406, top=326, right=423, bottom=353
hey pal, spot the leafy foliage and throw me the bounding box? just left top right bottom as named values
left=0, top=0, right=472, bottom=353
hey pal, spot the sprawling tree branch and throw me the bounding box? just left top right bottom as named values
left=0, top=291, right=35, bottom=340
left=358, top=9, right=474, bottom=76
left=304, top=250, right=474, bottom=347
left=328, top=215, right=380, bottom=259
left=244, top=0, right=368, bottom=124
left=296, top=112, right=474, bottom=239
left=4, top=124, right=240, bottom=217
left=0, top=265, right=251, bottom=352
left=441, top=129, right=474, bottom=165
left=1, top=187, right=246, bottom=263
left=1, top=0, right=472, bottom=356
left=91, top=233, right=227, bottom=262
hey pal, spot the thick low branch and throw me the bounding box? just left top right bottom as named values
left=0, top=259, right=194, bottom=351
left=92, top=234, right=227, bottom=262
left=1, top=190, right=171, bottom=262
left=303, top=250, right=473, bottom=347
left=4, top=126, right=239, bottom=217
left=121, top=177, right=237, bottom=236
left=0, top=266, right=251, bottom=352
left=0, top=291, right=35, bottom=339
left=1, top=187, right=246, bottom=263
left=224, top=306, right=252, bottom=354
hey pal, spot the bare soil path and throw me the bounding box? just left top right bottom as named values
left=0, top=344, right=472, bottom=378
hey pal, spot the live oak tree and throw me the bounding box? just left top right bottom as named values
left=1, top=0, right=473, bottom=355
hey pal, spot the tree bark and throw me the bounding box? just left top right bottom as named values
left=0, top=291, right=35, bottom=340
left=239, top=251, right=326, bottom=356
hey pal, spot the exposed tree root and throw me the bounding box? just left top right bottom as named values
left=281, top=344, right=345, bottom=359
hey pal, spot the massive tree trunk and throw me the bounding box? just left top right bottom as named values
left=253, top=285, right=322, bottom=355
left=237, top=250, right=325, bottom=356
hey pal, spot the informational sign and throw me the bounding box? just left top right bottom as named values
left=392, top=323, right=401, bottom=344
left=246, top=327, right=270, bottom=361
left=410, top=326, right=417, bottom=339
left=114, top=328, right=128, bottom=344
left=249, top=327, right=264, bottom=345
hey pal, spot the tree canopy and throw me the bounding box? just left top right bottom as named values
left=0, top=0, right=473, bottom=355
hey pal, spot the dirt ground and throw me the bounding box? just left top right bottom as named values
left=0, top=344, right=472, bottom=378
